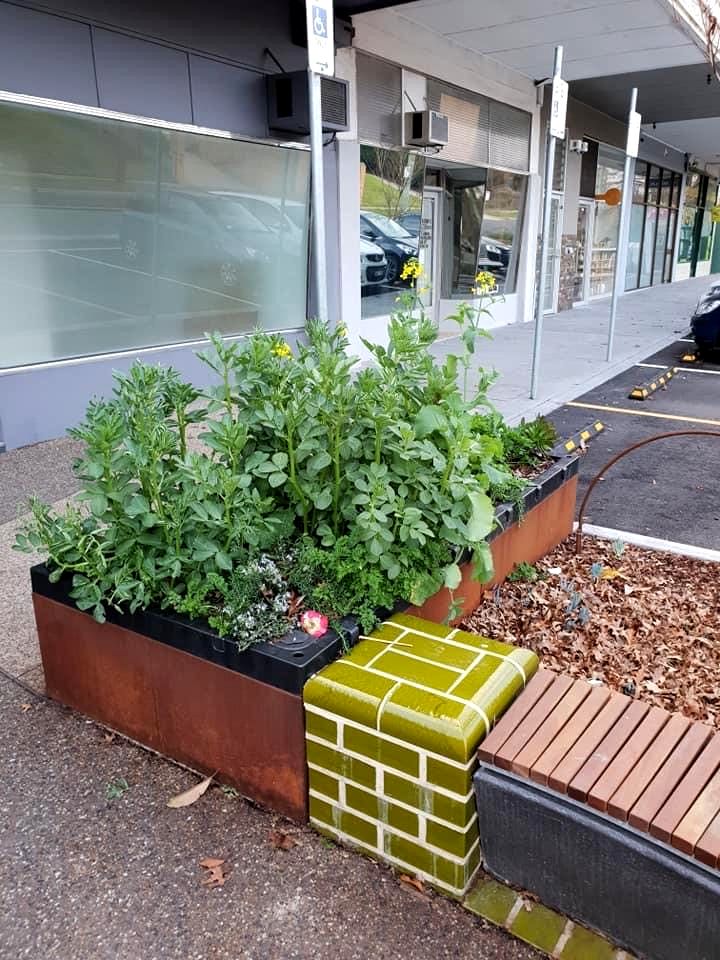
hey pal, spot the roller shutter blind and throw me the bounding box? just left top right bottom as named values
left=356, top=53, right=402, bottom=147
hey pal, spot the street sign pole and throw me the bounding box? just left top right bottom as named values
left=607, top=87, right=639, bottom=362
left=306, top=0, right=334, bottom=326
left=530, top=45, right=565, bottom=400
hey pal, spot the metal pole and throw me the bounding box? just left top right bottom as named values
left=607, top=87, right=638, bottom=362
left=308, top=69, right=329, bottom=325
left=530, top=45, right=563, bottom=400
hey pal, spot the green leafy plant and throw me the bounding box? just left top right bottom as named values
left=15, top=262, right=529, bottom=648
left=106, top=777, right=129, bottom=801
left=507, top=561, right=541, bottom=583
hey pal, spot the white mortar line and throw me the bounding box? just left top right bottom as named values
left=308, top=790, right=479, bottom=865
left=504, top=896, right=525, bottom=929
left=552, top=920, right=576, bottom=958
left=577, top=523, right=720, bottom=563
left=307, top=764, right=478, bottom=832
left=363, top=628, right=412, bottom=670
left=306, top=736, right=475, bottom=798
left=380, top=622, right=528, bottom=683
left=305, top=705, right=476, bottom=770
left=637, top=362, right=720, bottom=376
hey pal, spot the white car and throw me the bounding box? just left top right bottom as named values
left=361, top=237, right=387, bottom=288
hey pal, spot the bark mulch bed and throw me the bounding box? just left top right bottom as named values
left=463, top=536, right=720, bottom=729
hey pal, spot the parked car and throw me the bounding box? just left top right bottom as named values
left=360, top=210, right=418, bottom=283
left=120, top=188, right=298, bottom=297
left=360, top=238, right=387, bottom=288
left=396, top=212, right=421, bottom=236
left=690, top=283, right=720, bottom=356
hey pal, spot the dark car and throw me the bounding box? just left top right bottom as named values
left=120, top=189, right=299, bottom=299
left=360, top=210, right=418, bottom=283
left=690, top=283, right=720, bottom=357
left=396, top=212, right=421, bottom=236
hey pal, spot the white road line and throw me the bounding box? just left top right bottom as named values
left=576, top=523, right=720, bottom=563
left=637, top=362, right=720, bottom=376
left=679, top=338, right=695, bottom=343
left=1, top=276, right=141, bottom=317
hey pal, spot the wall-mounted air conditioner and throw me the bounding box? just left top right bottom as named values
left=267, top=71, right=349, bottom=135
left=404, top=109, right=449, bottom=148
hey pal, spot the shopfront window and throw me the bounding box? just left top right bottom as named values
left=625, top=160, right=681, bottom=290
left=446, top=167, right=526, bottom=298
left=0, top=99, right=310, bottom=370
left=678, top=173, right=717, bottom=276
left=589, top=145, right=623, bottom=297
left=360, top=146, right=425, bottom=320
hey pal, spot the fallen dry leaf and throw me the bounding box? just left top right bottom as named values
left=167, top=773, right=215, bottom=809
left=20, top=703, right=31, bottom=713
left=399, top=874, right=426, bottom=893
left=269, top=829, right=299, bottom=851
left=199, top=857, right=228, bottom=888
left=463, top=536, right=720, bottom=729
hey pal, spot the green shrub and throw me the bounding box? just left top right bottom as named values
left=15, top=277, right=534, bottom=640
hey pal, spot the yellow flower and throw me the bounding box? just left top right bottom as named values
left=400, top=258, right=423, bottom=282
left=337, top=325, right=348, bottom=338
left=272, top=341, right=292, bottom=359
left=474, top=270, right=497, bottom=295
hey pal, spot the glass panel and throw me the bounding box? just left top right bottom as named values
left=647, top=165, right=660, bottom=205
left=685, top=172, right=700, bottom=207
left=0, top=99, right=310, bottom=370
left=670, top=172, right=682, bottom=208
left=552, top=136, right=566, bottom=192
left=698, top=209, right=713, bottom=262
left=653, top=208, right=669, bottom=283
left=664, top=210, right=677, bottom=282
left=480, top=169, right=527, bottom=295
left=660, top=168, right=672, bottom=207
left=595, top=144, right=624, bottom=198
left=632, top=161, right=648, bottom=203
left=625, top=204, right=645, bottom=291
left=590, top=200, right=620, bottom=297
left=573, top=203, right=589, bottom=302
left=359, top=146, right=425, bottom=319
left=678, top=203, right=696, bottom=263
left=638, top=206, right=657, bottom=286
left=448, top=174, right=486, bottom=298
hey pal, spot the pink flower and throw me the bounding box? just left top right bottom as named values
left=300, top=610, right=329, bottom=638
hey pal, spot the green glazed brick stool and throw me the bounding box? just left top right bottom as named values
left=303, top=612, right=538, bottom=897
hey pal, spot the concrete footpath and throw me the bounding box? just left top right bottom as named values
left=433, top=274, right=717, bottom=423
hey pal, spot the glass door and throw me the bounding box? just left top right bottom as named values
left=573, top=201, right=592, bottom=303
left=418, top=189, right=441, bottom=323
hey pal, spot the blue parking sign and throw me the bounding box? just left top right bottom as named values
left=312, top=5, right=327, bottom=37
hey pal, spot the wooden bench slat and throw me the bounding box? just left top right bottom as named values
left=649, top=734, right=720, bottom=844
left=548, top=693, right=631, bottom=794
left=608, top=713, right=691, bottom=821
left=586, top=706, right=669, bottom=813
left=512, top=680, right=592, bottom=778
left=568, top=700, right=650, bottom=803
left=531, top=685, right=612, bottom=786
left=492, top=674, right=574, bottom=771
left=695, top=810, right=720, bottom=869
left=478, top=669, right=557, bottom=764
left=628, top=722, right=714, bottom=833
left=671, top=757, right=720, bottom=855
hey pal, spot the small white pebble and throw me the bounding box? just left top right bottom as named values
left=547, top=566, right=562, bottom=576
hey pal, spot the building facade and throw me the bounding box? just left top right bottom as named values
left=0, top=0, right=718, bottom=449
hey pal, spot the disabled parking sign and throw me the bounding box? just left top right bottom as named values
left=306, top=0, right=334, bottom=76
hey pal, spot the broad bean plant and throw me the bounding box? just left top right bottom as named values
left=16, top=275, right=523, bottom=630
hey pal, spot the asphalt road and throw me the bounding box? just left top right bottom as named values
left=548, top=337, right=720, bottom=550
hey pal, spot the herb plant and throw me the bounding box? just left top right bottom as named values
left=15, top=263, right=538, bottom=645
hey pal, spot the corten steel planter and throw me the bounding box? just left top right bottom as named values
left=31, top=565, right=359, bottom=822
left=411, top=456, right=579, bottom=624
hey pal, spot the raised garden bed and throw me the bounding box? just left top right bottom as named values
left=412, top=455, right=579, bottom=624
left=20, top=278, right=580, bottom=823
